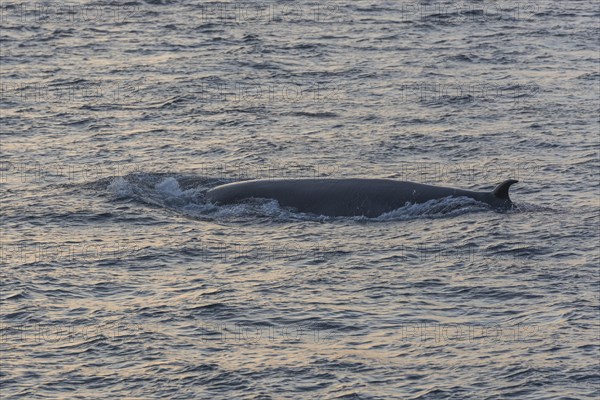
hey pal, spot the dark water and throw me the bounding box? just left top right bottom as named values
left=1, top=1, right=599, bottom=398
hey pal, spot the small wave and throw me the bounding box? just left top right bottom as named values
left=142, top=0, right=176, bottom=4
left=511, top=202, right=555, bottom=213
left=288, top=111, right=340, bottom=118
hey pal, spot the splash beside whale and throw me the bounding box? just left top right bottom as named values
left=206, top=178, right=519, bottom=217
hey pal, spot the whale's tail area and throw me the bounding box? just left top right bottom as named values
left=492, top=179, right=519, bottom=204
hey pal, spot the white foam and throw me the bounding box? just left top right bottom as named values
left=107, top=177, right=133, bottom=198
left=155, top=177, right=183, bottom=197
left=375, top=196, right=489, bottom=221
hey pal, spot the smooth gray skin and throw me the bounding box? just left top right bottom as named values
left=206, top=178, right=519, bottom=217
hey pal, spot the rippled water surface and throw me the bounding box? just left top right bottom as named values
left=1, top=1, right=599, bottom=399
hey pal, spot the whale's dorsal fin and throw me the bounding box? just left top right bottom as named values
left=492, top=179, right=519, bottom=200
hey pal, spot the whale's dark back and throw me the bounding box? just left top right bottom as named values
left=206, top=178, right=518, bottom=217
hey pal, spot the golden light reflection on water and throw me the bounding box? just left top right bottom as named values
left=1, top=0, right=599, bottom=398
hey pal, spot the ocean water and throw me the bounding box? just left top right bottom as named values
left=1, top=1, right=599, bottom=399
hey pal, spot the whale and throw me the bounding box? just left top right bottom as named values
left=206, top=178, right=519, bottom=217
